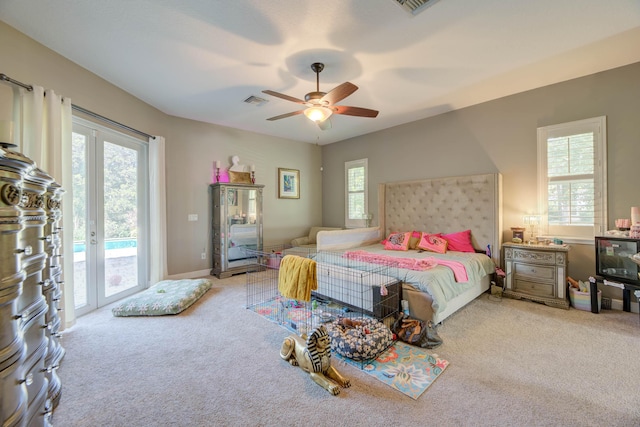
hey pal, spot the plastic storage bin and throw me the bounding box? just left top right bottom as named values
left=267, top=252, right=282, bottom=269
left=569, top=287, right=601, bottom=312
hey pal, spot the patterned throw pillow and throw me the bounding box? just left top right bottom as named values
left=417, top=233, right=448, bottom=253
left=383, top=231, right=411, bottom=251
left=441, top=229, right=475, bottom=253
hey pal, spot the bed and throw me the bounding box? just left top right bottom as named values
left=316, top=173, right=503, bottom=324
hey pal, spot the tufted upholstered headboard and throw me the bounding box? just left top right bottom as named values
left=378, top=173, right=503, bottom=263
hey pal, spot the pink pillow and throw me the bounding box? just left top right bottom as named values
left=441, top=230, right=475, bottom=253
left=417, top=233, right=448, bottom=254
left=383, top=232, right=411, bottom=251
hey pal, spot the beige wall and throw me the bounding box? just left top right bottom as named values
left=0, top=20, right=323, bottom=279
left=161, top=116, right=322, bottom=274
left=322, top=61, right=640, bottom=303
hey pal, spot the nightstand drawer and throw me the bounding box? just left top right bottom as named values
left=513, top=279, right=554, bottom=297
left=513, top=263, right=555, bottom=282
left=511, top=248, right=557, bottom=265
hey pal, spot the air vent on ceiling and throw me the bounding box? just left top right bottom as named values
left=243, top=95, right=268, bottom=106
left=394, top=0, right=441, bottom=15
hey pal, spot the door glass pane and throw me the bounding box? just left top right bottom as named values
left=72, top=131, right=87, bottom=308
left=103, top=141, right=139, bottom=298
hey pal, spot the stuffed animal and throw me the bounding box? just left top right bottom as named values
left=279, top=325, right=351, bottom=395
left=338, top=318, right=364, bottom=329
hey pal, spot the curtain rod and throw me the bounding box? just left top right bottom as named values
left=71, top=105, right=155, bottom=140
left=1, top=73, right=155, bottom=140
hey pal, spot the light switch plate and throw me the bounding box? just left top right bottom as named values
left=188, top=214, right=198, bottom=221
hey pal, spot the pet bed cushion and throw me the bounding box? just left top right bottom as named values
left=325, top=317, right=393, bottom=361
left=112, top=278, right=212, bottom=317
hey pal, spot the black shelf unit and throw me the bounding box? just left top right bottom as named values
left=594, top=236, right=640, bottom=313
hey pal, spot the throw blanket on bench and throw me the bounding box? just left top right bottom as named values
left=278, top=255, right=317, bottom=301
left=343, top=250, right=469, bottom=282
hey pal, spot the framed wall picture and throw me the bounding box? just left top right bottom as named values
left=278, top=168, right=300, bottom=199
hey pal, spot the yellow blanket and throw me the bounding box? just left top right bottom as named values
left=278, top=255, right=317, bottom=302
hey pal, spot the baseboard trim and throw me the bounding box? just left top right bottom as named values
left=167, top=269, right=212, bottom=280
left=610, top=298, right=639, bottom=314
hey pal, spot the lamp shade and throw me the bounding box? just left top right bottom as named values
left=304, top=106, right=332, bottom=122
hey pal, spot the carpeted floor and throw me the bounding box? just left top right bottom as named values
left=52, top=274, right=640, bottom=426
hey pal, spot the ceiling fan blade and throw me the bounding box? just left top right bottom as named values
left=262, top=90, right=306, bottom=104
left=321, top=82, right=358, bottom=105
left=317, top=118, right=332, bottom=131
left=334, top=105, right=379, bottom=118
left=266, top=110, right=304, bottom=121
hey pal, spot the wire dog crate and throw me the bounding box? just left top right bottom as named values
left=245, top=244, right=318, bottom=336
left=246, top=247, right=401, bottom=366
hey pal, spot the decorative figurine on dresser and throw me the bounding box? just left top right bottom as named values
left=0, top=143, right=65, bottom=425
left=502, top=242, right=570, bottom=309
left=210, top=182, right=264, bottom=278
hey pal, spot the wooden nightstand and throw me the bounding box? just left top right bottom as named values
left=502, top=242, right=570, bottom=309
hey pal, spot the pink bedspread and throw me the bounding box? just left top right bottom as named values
left=343, top=250, right=469, bottom=282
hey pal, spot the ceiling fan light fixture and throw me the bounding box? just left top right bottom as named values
left=304, top=106, right=332, bottom=122
left=263, top=62, right=378, bottom=128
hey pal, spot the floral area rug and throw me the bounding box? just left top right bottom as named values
left=248, top=296, right=448, bottom=399
left=336, top=341, right=449, bottom=400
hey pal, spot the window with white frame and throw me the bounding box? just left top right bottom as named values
left=537, top=116, right=607, bottom=243
left=345, top=158, right=368, bottom=228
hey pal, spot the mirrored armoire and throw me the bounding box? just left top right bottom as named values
left=209, top=183, right=264, bottom=278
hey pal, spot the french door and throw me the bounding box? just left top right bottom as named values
left=72, top=118, right=149, bottom=316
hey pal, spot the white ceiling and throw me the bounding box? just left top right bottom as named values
left=2, top=0, right=639, bottom=145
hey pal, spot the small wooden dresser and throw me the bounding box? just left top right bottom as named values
left=502, top=242, right=570, bottom=309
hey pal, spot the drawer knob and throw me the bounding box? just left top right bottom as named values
left=20, top=373, right=34, bottom=386
left=42, top=364, right=59, bottom=373
left=14, top=311, right=27, bottom=320
left=15, top=245, right=33, bottom=255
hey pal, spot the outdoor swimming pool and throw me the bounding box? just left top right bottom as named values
left=73, top=238, right=137, bottom=253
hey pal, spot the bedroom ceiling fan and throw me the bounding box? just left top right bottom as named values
left=262, top=62, right=379, bottom=130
